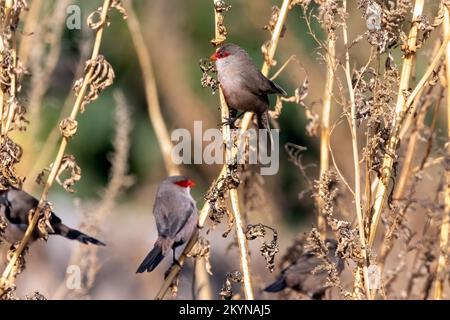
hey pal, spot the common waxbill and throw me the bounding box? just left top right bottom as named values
left=210, top=43, right=287, bottom=129
left=136, top=176, right=198, bottom=273
left=264, top=238, right=344, bottom=299
left=0, top=187, right=105, bottom=246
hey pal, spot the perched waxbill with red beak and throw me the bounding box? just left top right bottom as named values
left=136, top=176, right=198, bottom=273
left=210, top=43, right=287, bottom=129
left=0, top=187, right=105, bottom=246
left=264, top=239, right=343, bottom=299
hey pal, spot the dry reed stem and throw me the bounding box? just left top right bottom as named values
left=154, top=0, right=291, bottom=300
left=318, top=35, right=336, bottom=239
left=213, top=0, right=254, bottom=299
left=394, top=89, right=433, bottom=200
left=342, top=0, right=371, bottom=299
left=433, top=6, right=450, bottom=300
left=18, top=0, right=43, bottom=68
left=229, top=189, right=254, bottom=299
left=368, top=0, right=424, bottom=247
left=124, top=0, right=180, bottom=176
left=0, top=0, right=113, bottom=292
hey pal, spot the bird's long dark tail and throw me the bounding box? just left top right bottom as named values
left=53, top=223, right=106, bottom=246
left=136, top=243, right=165, bottom=273
left=264, top=277, right=287, bottom=292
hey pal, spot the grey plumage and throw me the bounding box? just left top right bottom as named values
left=136, top=176, right=198, bottom=273
left=264, top=239, right=344, bottom=299
left=0, top=187, right=105, bottom=246
left=213, top=43, right=286, bottom=130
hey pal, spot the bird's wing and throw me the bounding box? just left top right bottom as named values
left=0, top=188, right=38, bottom=225
left=239, top=69, right=286, bottom=96
left=168, top=200, right=195, bottom=237
left=154, top=193, right=196, bottom=239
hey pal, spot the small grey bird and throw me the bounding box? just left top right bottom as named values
left=0, top=187, right=105, bottom=246
left=136, top=176, right=198, bottom=273
left=264, top=239, right=344, bottom=299
left=210, top=43, right=287, bottom=129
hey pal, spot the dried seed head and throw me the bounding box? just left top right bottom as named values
left=0, top=136, right=23, bottom=189
left=264, top=6, right=287, bottom=37
left=73, top=55, right=115, bottom=113
left=26, top=292, right=47, bottom=300
left=6, top=244, right=29, bottom=277
left=245, top=223, right=279, bottom=272
left=36, top=201, right=54, bottom=241
left=55, top=155, right=82, bottom=193
left=0, top=216, right=6, bottom=241
left=111, top=0, right=127, bottom=19
left=199, top=59, right=219, bottom=94
left=220, top=270, right=242, bottom=300
left=87, top=7, right=109, bottom=30
left=59, top=118, right=78, bottom=139
left=211, top=0, right=231, bottom=46
left=187, top=236, right=213, bottom=275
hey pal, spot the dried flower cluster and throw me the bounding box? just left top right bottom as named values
left=220, top=270, right=243, bottom=300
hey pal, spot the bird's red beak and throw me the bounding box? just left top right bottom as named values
left=210, top=52, right=218, bottom=61
left=187, top=180, right=196, bottom=188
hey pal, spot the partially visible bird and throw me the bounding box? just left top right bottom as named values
left=210, top=43, right=287, bottom=131
left=0, top=187, right=105, bottom=246
left=136, top=176, right=198, bottom=273
left=264, top=238, right=344, bottom=299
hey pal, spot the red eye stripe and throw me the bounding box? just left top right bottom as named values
left=210, top=50, right=230, bottom=61
left=218, top=51, right=230, bottom=58
left=174, top=180, right=196, bottom=188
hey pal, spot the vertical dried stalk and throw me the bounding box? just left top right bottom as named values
left=342, top=0, right=371, bottom=299
left=229, top=189, right=254, bottom=299
left=154, top=0, right=291, bottom=300
left=433, top=7, right=450, bottom=300
left=394, top=89, right=432, bottom=200
left=0, top=0, right=113, bottom=291
left=213, top=0, right=254, bottom=299
left=124, top=0, right=180, bottom=176
left=318, top=35, right=335, bottom=238
left=393, top=40, right=443, bottom=200
left=18, top=0, right=43, bottom=68
left=368, top=0, right=424, bottom=246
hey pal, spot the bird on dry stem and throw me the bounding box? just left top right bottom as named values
left=210, top=43, right=287, bottom=130
left=264, top=238, right=344, bottom=299
left=0, top=187, right=105, bottom=246
left=136, top=176, right=198, bottom=273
